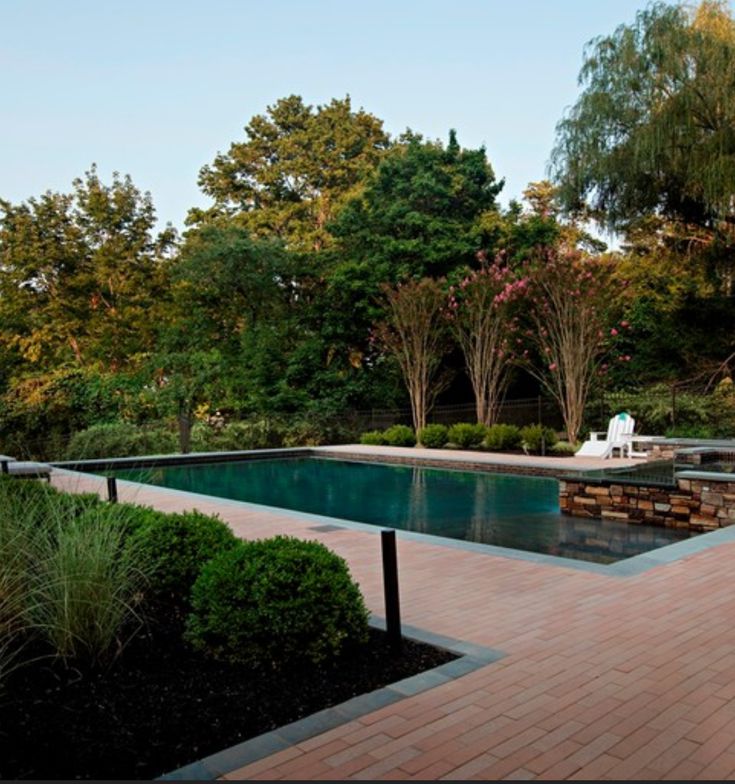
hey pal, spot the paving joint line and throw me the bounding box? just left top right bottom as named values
left=158, top=616, right=505, bottom=781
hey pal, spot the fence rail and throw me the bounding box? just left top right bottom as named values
left=350, top=396, right=564, bottom=431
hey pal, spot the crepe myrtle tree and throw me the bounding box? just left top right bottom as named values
left=516, top=246, right=625, bottom=444
left=448, top=259, right=526, bottom=426
left=373, top=277, right=451, bottom=434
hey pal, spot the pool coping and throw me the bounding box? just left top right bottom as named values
left=157, top=617, right=505, bottom=781
left=52, top=462, right=735, bottom=578
left=53, top=444, right=646, bottom=478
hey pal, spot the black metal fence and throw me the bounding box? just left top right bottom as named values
left=350, top=396, right=564, bottom=432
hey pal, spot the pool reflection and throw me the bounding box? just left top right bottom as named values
left=113, top=457, right=692, bottom=565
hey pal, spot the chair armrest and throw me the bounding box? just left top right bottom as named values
left=589, top=431, right=605, bottom=441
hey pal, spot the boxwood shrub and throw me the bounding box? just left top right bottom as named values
left=64, top=422, right=177, bottom=460
left=185, top=536, right=369, bottom=669
left=447, top=422, right=487, bottom=448
left=520, top=424, right=558, bottom=453
left=382, top=425, right=416, bottom=447
left=551, top=440, right=577, bottom=456
left=483, top=423, right=522, bottom=451
left=418, top=423, right=448, bottom=448
left=359, top=430, right=385, bottom=445
left=129, top=510, right=237, bottom=612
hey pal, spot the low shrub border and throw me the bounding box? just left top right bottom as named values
left=161, top=618, right=504, bottom=781
left=0, top=473, right=504, bottom=780
left=357, top=423, right=566, bottom=456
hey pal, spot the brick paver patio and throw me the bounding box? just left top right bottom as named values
left=52, top=450, right=735, bottom=780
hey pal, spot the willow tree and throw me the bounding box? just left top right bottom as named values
left=374, top=278, right=450, bottom=433
left=551, top=1, right=735, bottom=287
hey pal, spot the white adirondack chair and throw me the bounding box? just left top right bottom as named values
left=575, top=412, right=636, bottom=459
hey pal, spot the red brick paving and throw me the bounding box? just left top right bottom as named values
left=51, top=464, right=735, bottom=780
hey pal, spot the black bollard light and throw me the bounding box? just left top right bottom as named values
left=381, top=529, right=402, bottom=651
left=0, top=460, right=8, bottom=474
left=107, top=475, right=118, bottom=504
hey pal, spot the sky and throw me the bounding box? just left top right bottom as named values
left=0, top=0, right=699, bottom=236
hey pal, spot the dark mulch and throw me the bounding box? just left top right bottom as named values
left=0, top=622, right=456, bottom=780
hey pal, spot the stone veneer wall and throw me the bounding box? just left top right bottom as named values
left=560, top=476, right=735, bottom=532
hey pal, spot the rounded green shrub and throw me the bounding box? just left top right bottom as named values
left=190, top=419, right=287, bottom=452
left=447, top=422, right=487, bottom=448
left=129, top=510, right=238, bottom=610
left=382, top=425, right=416, bottom=447
left=282, top=418, right=356, bottom=447
left=185, top=536, right=369, bottom=668
left=483, top=424, right=522, bottom=451
left=665, top=424, right=718, bottom=439
left=418, top=424, right=448, bottom=448
left=64, top=422, right=177, bottom=460
left=519, top=424, right=558, bottom=453
left=108, top=502, right=173, bottom=541
left=550, top=441, right=577, bottom=456
left=359, top=430, right=385, bottom=445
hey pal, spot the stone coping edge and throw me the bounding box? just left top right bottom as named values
left=53, top=444, right=621, bottom=479
left=677, top=470, right=735, bottom=482
left=157, top=617, right=505, bottom=781
left=52, top=465, right=735, bottom=577
left=53, top=447, right=312, bottom=472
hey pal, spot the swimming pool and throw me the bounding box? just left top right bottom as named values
left=111, top=457, right=690, bottom=564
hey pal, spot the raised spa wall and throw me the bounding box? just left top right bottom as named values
left=560, top=447, right=735, bottom=533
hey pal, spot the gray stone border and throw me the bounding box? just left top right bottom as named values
left=54, top=446, right=311, bottom=473
left=53, top=444, right=631, bottom=479
left=52, top=462, right=735, bottom=577
left=158, top=617, right=505, bottom=781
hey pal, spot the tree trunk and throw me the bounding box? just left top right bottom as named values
left=177, top=404, right=192, bottom=454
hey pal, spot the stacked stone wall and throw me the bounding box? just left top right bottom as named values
left=560, top=476, right=735, bottom=532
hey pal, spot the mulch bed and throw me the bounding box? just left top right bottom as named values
left=0, top=622, right=456, bottom=780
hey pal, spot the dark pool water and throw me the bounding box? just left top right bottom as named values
left=112, top=457, right=691, bottom=564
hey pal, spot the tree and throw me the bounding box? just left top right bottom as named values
left=193, top=95, right=390, bottom=251
left=374, top=278, right=450, bottom=433
left=0, top=167, right=174, bottom=370
left=172, top=226, right=292, bottom=354
left=551, top=1, right=735, bottom=286
left=448, top=262, right=522, bottom=425
left=518, top=247, right=619, bottom=444
left=149, top=345, right=223, bottom=454
left=332, top=130, right=503, bottom=283
left=607, top=218, right=735, bottom=384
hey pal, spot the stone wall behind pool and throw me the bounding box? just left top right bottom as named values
left=560, top=476, right=735, bottom=532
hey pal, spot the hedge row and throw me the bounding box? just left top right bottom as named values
left=360, top=422, right=569, bottom=454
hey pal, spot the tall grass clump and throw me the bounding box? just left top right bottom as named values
left=25, top=501, right=151, bottom=664
left=0, top=478, right=151, bottom=669
left=0, top=482, right=36, bottom=688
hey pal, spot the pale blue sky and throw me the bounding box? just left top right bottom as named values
left=0, top=0, right=708, bottom=233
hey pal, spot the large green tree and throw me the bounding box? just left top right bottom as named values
left=0, top=167, right=174, bottom=370
left=193, top=95, right=390, bottom=251
left=168, top=225, right=303, bottom=414
left=168, top=225, right=395, bottom=418
left=332, top=130, right=503, bottom=282
left=323, top=130, right=504, bottom=383
left=552, top=1, right=735, bottom=287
